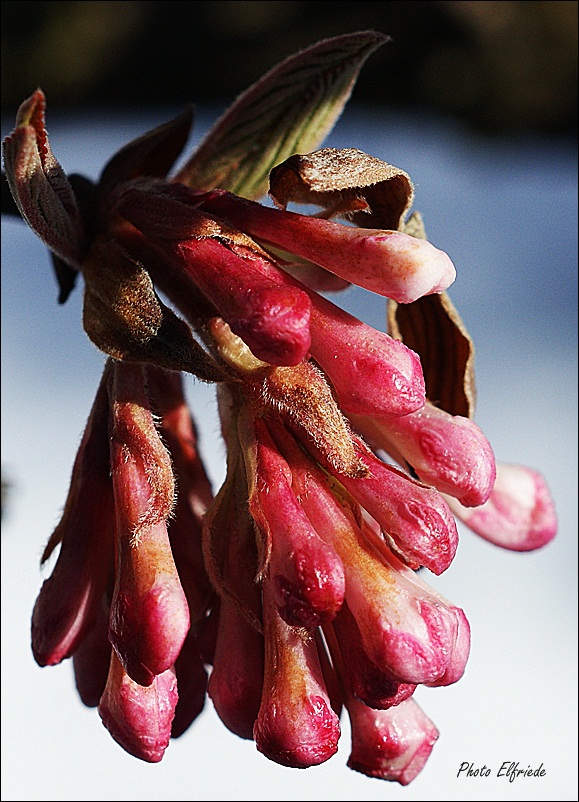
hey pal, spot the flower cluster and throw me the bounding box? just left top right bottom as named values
left=2, top=32, right=557, bottom=783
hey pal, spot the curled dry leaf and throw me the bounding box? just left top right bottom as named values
left=387, top=214, right=476, bottom=418
left=257, top=362, right=367, bottom=479
left=269, top=147, right=414, bottom=231
left=82, top=238, right=225, bottom=382
left=387, top=292, right=476, bottom=419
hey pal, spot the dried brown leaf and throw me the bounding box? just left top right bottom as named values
left=257, top=361, right=367, bottom=478
left=387, top=292, right=476, bottom=418
left=269, top=147, right=414, bottom=231
left=82, top=238, right=225, bottom=381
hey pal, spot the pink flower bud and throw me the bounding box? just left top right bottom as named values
left=208, top=597, right=264, bottom=740
left=361, top=533, right=471, bottom=688
left=306, top=293, right=426, bottom=417
left=146, top=367, right=215, bottom=624
left=307, top=433, right=459, bottom=575
left=193, top=191, right=456, bottom=303
left=244, top=416, right=345, bottom=628
left=333, top=528, right=460, bottom=686
left=363, top=522, right=471, bottom=688
left=254, top=577, right=341, bottom=767
left=446, top=462, right=558, bottom=551
left=209, top=238, right=427, bottom=418
left=175, top=241, right=312, bottom=367
left=329, top=602, right=416, bottom=709
left=352, top=400, right=497, bottom=506
left=347, top=697, right=439, bottom=784
left=181, top=244, right=311, bottom=366
left=31, top=368, right=115, bottom=666
left=425, top=606, right=471, bottom=687
left=117, top=188, right=312, bottom=366
left=98, top=651, right=178, bottom=763
left=108, top=362, right=190, bottom=686
left=272, top=426, right=464, bottom=684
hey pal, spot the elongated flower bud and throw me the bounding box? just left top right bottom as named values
left=146, top=367, right=214, bottom=624
left=116, top=189, right=312, bottom=366
left=98, top=651, right=178, bottom=763
left=271, top=425, right=465, bottom=684
left=108, top=362, right=190, bottom=686
left=193, top=191, right=456, bottom=303
left=329, top=602, right=416, bottom=709
left=347, top=697, right=439, bottom=784
left=351, top=400, right=496, bottom=506
left=170, top=236, right=311, bottom=366
left=346, top=527, right=470, bottom=685
left=306, top=293, right=425, bottom=417
left=328, top=521, right=459, bottom=685
left=446, top=462, right=557, bottom=551
left=362, top=519, right=471, bottom=688
left=208, top=597, right=265, bottom=740
left=302, top=431, right=458, bottom=575
left=206, top=236, right=426, bottom=418
left=242, top=415, right=346, bottom=627
left=425, top=606, right=471, bottom=687
left=254, top=577, right=341, bottom=767
left=31, top=366, right=115, bottom=666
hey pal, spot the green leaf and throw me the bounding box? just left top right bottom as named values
left=174, top=31, right=389, bottom=200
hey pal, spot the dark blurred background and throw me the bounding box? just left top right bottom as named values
left=2, top=0, right=577, bottom=135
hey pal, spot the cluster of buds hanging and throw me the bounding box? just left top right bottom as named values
left=2, top=32, right=557, bottom=783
